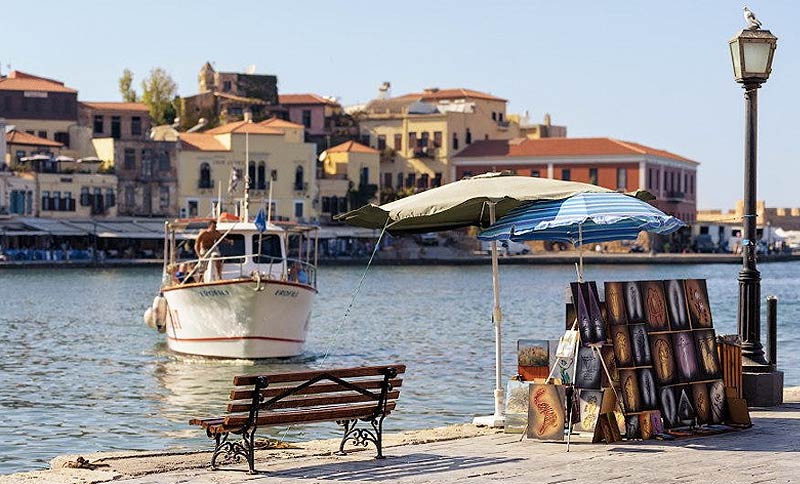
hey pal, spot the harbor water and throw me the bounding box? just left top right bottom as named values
left=1, top=262, right=798, bottom=474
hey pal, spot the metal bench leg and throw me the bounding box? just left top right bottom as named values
left=336, top=416, right=386, bottom=459
left=207, top=427, right=258, bottom=473
left=209, top=431, right=229, bottom=470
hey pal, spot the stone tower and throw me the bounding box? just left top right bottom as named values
left=198, top=62, right=216, bottom=93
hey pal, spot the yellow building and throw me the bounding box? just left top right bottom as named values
left=177, top=118, right=317, bottom=221
left=318, top=140, right=380, bottom=221
left=356, top=87, right=523, bottom=194
left=36, top=170, right=118, bottom=218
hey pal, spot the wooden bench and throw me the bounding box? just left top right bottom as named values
left=189, top=364, right=405, bottom=473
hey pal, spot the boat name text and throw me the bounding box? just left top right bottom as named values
left=198, top=289, right=232, bottom=297
left=274, top=289, right=299, bottom=298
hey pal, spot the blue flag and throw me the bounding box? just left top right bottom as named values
left=254, top=208, right=267, bottom=233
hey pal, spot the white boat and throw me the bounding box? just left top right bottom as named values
left=145, top=208, right=319, bottom=359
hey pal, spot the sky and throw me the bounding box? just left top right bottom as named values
left=2, top=0, right=798, bottom=210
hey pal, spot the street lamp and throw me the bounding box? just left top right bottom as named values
left=728, top=18, right=777, bottom=374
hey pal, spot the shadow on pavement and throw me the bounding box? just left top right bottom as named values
left=267, top=452, right=524, bottom=481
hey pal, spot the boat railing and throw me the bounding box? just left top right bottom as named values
left=165, top=253, right=316, bottom=289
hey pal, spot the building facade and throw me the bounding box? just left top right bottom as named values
left=453, top=137, right=699, bottom=223
left=318, top=140, right=380, bottom=222
left=177, top=119, right=317, bottom=222
left=278, top=94, right=358, bottom=153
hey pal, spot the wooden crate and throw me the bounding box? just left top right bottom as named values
left=718, top=336, right=743, bottom=399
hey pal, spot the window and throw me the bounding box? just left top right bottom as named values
left=684, top=173, right=689, bottom=193
left=433, top=172, right=442, bottom=187
left=321, top=196, right=331, bottom=213
left=561, top=169, right=571, bottom=181
left=397, top=172, right=403, bottom=188
left=257, top=162, right=266, bottom=189
left=465, top=128, right=472, bottom=145
left=589, top=168, right=598, bottom=185
left=222, top=80, right=232, bottom=92
left=377, top=134, right=386, bottom=150
left=111, top=116, right=121, bottom=139
left=218, top=234, right=245, bottom=263
left=252, top=235, right=282, bottom=263
left=188, top=200, right=198, bottom=217
left=131, top=116, right=142, bottom=136
left=302, top=109, right=312, bottom=128
left=125, top=186, right=135, bottom=208
left=37, top=130, right=47, bottom=139
left=51, top=191, right=60, bottom=211
left=63, top=192, right=75, bottom=211
left=54, top=132, right=70, bottom=146
left=419, top=131, right=429, bottom=149
left=433, top=131, right=442, bottom=148
left=408, top=132, right=416, bottom=151
left=142, top=157, right=152, bottom=178
left=294, top=166, right=304, bottom=191
left=159, top=186, right=169, bottom=209
left=531, top=170, right=540, bottom=177
left=248, top=161, right=256, bottom=188
left=80, top=187, right=91, bottom=206
left=498, top=112, right=504, bottom=122
left=15, top=150, right=25, bottom=161
left=106, top=188, right=116, bottom=207
left=452, top=133, right=459, bottom=150
left=124, top=148, right=136, bottom=169
left=360, top=167, right=369, bottom=187
left=491, top=112, right=497, bottom=121
left=271, top=169, right=278, bottom=181
left=93, top=115, right=103, bottom=134
left=394, top=134, right=402, bottom=151
left=617, top=168, right=627, bottom=190
left=419, top=173, right=429, bottom=189
left=41, top=191, right=50, bottom=211
left=294, top=201, right=304, bottom=219
left=405, top=173, right=416, bottom=189
left=199, top=162, right=212, bottom=189
left=383, top=173, right=392, bottom=188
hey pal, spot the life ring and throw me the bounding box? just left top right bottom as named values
left=152, top=295, right=169, bottom=332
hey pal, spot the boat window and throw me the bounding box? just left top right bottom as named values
left=252, top=234, right=283, bottom=263
left=219, top=234, right=246, bottom=263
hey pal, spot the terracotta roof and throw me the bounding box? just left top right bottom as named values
left=204, top=120, right=283, bottom=135
left=5, top=130, right=63, bottom=148
left=454, top=137, right=698, bottom=165
left=0, top=70, right=77, bottom=93
left=419, top=88, right=506, bottom=103
left=80, top=101, right=149, bottom=112
left=279, top=93, right=338, bottom=106
left=327, top=140, right=379, bottom=154
left=258, top=117, right=305, bottom=129
left=179, top=133, right=227, bottom=152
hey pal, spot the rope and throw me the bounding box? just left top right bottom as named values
left=277, top=216, right=391, bottom=443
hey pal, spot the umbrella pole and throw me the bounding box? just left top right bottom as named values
left=578, top=224, right=584, bottom=282
left=473, top=201, right=505, bottom=428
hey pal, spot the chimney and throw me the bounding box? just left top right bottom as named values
left=423, top=87, right=440, bottom=94
left=243, top=110, right=253, bottom=123
left=378, top=82, right=391, bottom=99
left=543, top=113, right=552, bottom=126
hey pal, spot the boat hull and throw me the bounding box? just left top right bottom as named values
left=161, top=279, right=315, bottom=359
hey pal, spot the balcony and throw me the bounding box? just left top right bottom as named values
left=198, top=179, right=215, bottom=190
left=665, top=190, right=685, bottom=202
left=294, top=181, right=308, bottom=192
left=413, top=146, right=437, bottom=158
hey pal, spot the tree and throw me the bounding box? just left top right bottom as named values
left=141, top=67, right=178, bottom=125
left=118, top=68, right=138, bottom=102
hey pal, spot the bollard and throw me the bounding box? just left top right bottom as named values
left=767, top=296, right=778, bottom=368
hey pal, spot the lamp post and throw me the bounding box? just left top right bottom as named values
left=729, top=23, right=777, bottom=369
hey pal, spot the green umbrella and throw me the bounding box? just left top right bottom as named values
left=336, top=172, right=651, bottom=427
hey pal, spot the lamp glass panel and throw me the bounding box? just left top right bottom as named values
left=742, top=42, right=771, bottom=74
left=729, top=40, right=743, bottom=79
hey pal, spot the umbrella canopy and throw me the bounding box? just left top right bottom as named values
left=336, top=172, right=632, bottom=234
left=478, top=192, right=685, bottom=245
left=55, top=155, right=75, bottom=162
left=20, top=154, right=51, bottom=162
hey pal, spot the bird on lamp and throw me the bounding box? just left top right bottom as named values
left=743, top=6, right=762, bottom=30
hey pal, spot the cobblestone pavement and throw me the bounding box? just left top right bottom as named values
left=91, top=404, right=800, bottom=484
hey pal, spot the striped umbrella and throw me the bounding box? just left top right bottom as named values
left=478, top=192, right=686, bottom=278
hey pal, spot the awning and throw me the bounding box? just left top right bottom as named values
left=17, top=218, right=89, bottom=236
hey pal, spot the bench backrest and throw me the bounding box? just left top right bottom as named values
left=224, top=365, right=405, bottom=427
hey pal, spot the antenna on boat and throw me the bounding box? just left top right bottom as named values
left=216, top=184, right=222, bottom=220
left=243, top=113, right=252, bottom=223
left=266, top=179, right=273, bottom=224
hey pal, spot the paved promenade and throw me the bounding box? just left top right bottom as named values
left=6, top=399, right=800, bottom=484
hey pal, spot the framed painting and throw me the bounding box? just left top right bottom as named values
left=641, top=280, right=670, bottom=331
left=638, top=411, right=654, bottom=440
left=612, top=325, right=634, bottom=368
left=600, top=344, right=619, bottom=386
left=604, top=281, right=628, bottom=325
left=685, top=279, right=713, bottom=329
left=625, top=415, right=640, bottom=439
left=638, top=368, right=658, bottom=410
left=504, top=380, right=531, bottom=433
left=650, top=333, right=677, bottom=385
left=676, top=385, right=696, bottom=427
left=624, top=281, right=646, bottom=324
left=672, top=331, right=701, bottom=382
left=709, top=380, right=726, bottom=424
left=575, top=346, right=602, bottom=389
left=659, top=386, right=679, bottom=428
left=664, top=279, right=690, bottom=330
left=630, top=324, right=652, bottom=367
left=577, top=389, right=604, bottom=433
left=571, top=281, right=607, bottom=345
left=527, top=384, right=566, bottom=441
left=692, top=382, right=712, bottom=425
left=694, top=330, right=722, bottom=379
left=517, top=339, right=550, bottom=381
left=619, top=369, right=641, bottom=413
left=650, top=410, right=664, bottom=435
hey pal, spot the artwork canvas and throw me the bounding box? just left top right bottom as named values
left=676, top=386, right=696, bottom=427
left=639, top=368, right=658, bottom=410
left=638, top=411, right=654, bottom=440
left=527, top=384, right=566, bottom=441
left=612, top=325, right=634, bottom=368
left=600, top=344, right=619, bottom=386
left=650, top=410, right=664, bottom=435
left=570, top=282, right=607, bottom=345
left=673, top=331, right=701, bottom=382
left=604, top=281, right=628, bottom=325
left=575, top=346, right=602, bottom=389
left=665, top=279, right=690, bottom=330
left=594, top=413, right=623, bottom=444
left=692, top=383, right=712, bottom=425
left=624, top=281, right=645, bottom=324
left=709, top=380, right=726, bottom=424
left=625, top=414, right=641, bottom=439
left=619, top=369, right=641, bottom=413
left=650, top=333, right=677, bottom=385
left=694, top=330, right=722, bottom=379
left=641, top=280, right=670, bottom=331
left=504, top=380, right=531, bottom=434
left=578, top=389, right=604, bottom=433
left=630, top=324, right=652, bottom=366
left=685, top=279, right=713, bottom=328
left=659, top=386, right=679, bottom=428
left=517, top=339, right=550, bottom=381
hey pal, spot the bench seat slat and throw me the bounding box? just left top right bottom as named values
left=233, top=365, right=406, bottom=386
left=227, top=390, right=401, bottom=413
left=229, top=378, right=403, bottom=400
left=212, top=402, right=397, bottom=432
